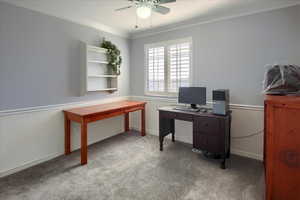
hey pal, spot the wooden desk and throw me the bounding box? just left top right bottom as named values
left=158, top=106, right=231, bottom=169
left=63, top=100, right=146, bottom=165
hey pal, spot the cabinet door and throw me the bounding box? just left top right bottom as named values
left=193, top=132, right=224, bottom=153
left=193, top=132, right=207, bottom=150
left=270, top=106, right=300, bottom=200
left=193, top=117, right=225, bottom=153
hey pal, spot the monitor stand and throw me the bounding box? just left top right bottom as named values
left=190, top=104, right=208, bottom=113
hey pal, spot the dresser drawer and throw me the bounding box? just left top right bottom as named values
left=193, top=117, right=220, bottom=134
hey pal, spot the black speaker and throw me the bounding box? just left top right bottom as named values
left=212, top=89, right=229, bottom=115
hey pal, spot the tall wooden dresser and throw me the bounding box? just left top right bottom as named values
left=264, top=95, right=300, bottom=200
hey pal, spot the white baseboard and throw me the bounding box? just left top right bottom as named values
left=0, top=95, right=263, bottom=178
left=0, top=152, right=61, bottom=178
left=231, top=149, right=263, bottom=161
left=0, top=97, right=129, bottom=178
left=0, top=128, right=123, bottom=178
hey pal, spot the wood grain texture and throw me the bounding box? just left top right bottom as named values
left=81, top=122, right=88, bottom=165
left=63, top=100, right=146, bottom=165
left=141, top=108, right=145, bottom=136
left=124, top=113, right=129, bottom=132
left=64, top=114, right=71, bottom=155
left=64, top=101, right=146, bottom=117
left=265, top=95, right=300, bottom=200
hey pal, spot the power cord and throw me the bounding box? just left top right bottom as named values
left=231, top=130, right=264, bottom=139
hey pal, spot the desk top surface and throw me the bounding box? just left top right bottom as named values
left=158, top=106, right=231, bottom=118
left=64, top=100, right=146, bottom=116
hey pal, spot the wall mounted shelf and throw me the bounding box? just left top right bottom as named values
left=81, top=42, right=118, bottom=95
left=87, top=60, right=109, bottom=64
left=88, top=88, right=118, bottom=92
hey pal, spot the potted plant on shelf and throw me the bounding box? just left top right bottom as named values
left=101, top=39, right=122, bottom=75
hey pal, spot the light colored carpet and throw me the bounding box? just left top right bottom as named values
left=0, top=131, right=264, bottom=200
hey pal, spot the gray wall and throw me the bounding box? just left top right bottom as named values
left=1, top=3, right=300, bottom=109
left=130, top=5, right=300, bottom=106
left=0, top=2, right=130, bottom=110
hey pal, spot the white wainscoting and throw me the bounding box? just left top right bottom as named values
left=0, top=96, right=129, bottom=178
left=129, top=96, right=264, bottom=161
left=0, top=95, right=264, bottom=178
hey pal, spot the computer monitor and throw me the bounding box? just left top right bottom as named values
left=178, top=87, right=206, bottom=109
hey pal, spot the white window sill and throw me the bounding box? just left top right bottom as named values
left=144, top=92, right=178, bottom=99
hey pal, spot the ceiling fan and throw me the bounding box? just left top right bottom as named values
left=115, top=0, right=176, bottom=19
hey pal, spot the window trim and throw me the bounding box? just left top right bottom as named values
left=144, top=37, right=193, bottom=97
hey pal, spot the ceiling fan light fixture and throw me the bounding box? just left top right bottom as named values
left=136, top=4, right=152, bottom=19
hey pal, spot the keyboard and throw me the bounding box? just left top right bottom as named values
left=174, top=106, right=200, bottom=112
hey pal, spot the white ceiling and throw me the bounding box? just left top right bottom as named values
left=1, top=0, right=300, bottom=38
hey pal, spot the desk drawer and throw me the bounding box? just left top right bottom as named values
left=175, top=113, right=193, bottom=121
left=159, top=111, right=193, bottom=121
left=87, top=111, right=123, bottom=123
left=159, top=111, right=176, bottom=119
left=194, top=117, right=220, bottom=134
left=125, top=106, right=143, bottom=113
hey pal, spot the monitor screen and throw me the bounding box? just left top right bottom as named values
left=178, top=87, right=206, bottom=105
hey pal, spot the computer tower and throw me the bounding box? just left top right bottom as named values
left=212, top=89, right=229, bottom=115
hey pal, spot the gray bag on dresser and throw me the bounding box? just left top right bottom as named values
left=263, top=64, right=300, bottom=94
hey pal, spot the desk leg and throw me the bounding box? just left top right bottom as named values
left=227, top=116, right=232, bottom=158
left=141, top=108, right=146, bottom=136
left=171, top=119, right=175, bottom=142
left=159, top=135, right=164, bottom=151
left=81, top=122, right=88, bottom=165
left=64, top=115, right=71, bottom=155
left=159, top=116, right=174, bottom=151
left=124, top=113, right=129, bottom=132
left=221, top=155, right=226, bottom=169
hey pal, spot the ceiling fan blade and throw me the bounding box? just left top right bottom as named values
left=159, top=0, right=176, bottom=4
left=115, top=6, right=132, bottom=11
left=153, top=5, right=170, bottom=15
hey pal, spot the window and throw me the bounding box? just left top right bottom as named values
left=145, top=38, right=192, bottom=96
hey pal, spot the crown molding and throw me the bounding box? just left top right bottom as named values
left=130, top=2, right=300, bottom=39
left=2, top=1, right=300, bottom=41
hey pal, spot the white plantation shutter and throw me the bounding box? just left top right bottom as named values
left=147, top=46, right=165, bottom=92
left=146, top=38, right=191, bottom=95
left=168, top=42, right=190, bottom=92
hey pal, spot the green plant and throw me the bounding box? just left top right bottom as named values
left=101, top=39, right=122, bottom=75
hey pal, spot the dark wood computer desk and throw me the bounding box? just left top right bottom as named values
left=158, top=106, right=231, bottom=169
left=63, top=101, right=146, bottom=165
